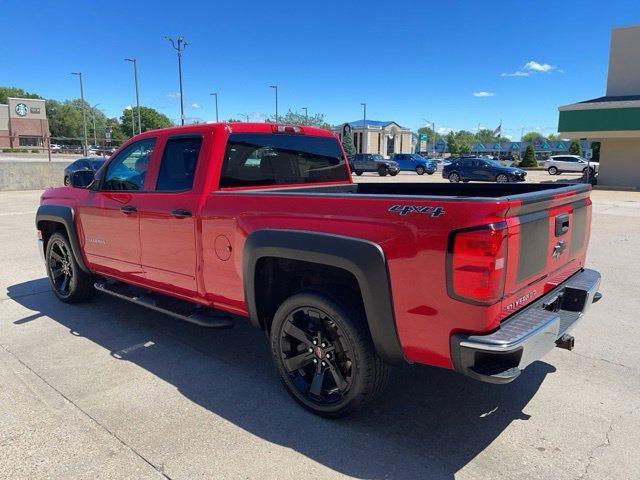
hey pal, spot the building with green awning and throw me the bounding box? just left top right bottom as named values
left=558, top=25, right=640, bottom=188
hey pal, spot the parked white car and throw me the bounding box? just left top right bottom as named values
left=545, top=155, right=599, bottom=175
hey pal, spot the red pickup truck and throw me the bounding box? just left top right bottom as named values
left=37, top=123, right=602, bottom=417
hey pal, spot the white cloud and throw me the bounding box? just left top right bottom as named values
left=437, top=126, right=454, bottom=134
left=166, top=92, right=181, bottom=98
left=502, top=134, right=513, bottom=140
left=473, top=91, right=495, bottom=97
left=191, top=103, right=201, bottom=109
left=501, top=60, right=560, bottom=77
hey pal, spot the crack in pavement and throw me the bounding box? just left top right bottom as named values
left=0, top=343, right=174, bottom=480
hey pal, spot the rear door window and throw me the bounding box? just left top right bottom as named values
left=155, top=136, right=203, bottom=192
left=219, top=133, right=349, bottom=188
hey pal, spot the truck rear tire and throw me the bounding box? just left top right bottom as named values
left=377, top=166, right=388, bottom=177
left=270, top=292, right=388, bottom=418
left=45, top=232, right=96, bottom=303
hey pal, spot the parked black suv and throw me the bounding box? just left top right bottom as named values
left=442, top=157, right=526, bottom=183
left=350, top=154, right=399, bottom=176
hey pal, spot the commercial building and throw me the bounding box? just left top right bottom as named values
left=558, top=25, right=640, bottom=188
left=429, top=138, right=589, bottom=158
left=333, top=120, right=413, bottom=157
left=0, top=97, right=50, bottom=149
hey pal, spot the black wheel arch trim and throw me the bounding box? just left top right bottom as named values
left=243, top=229, right=407, bottom=364
left=36, top=204, right=92, bottom=274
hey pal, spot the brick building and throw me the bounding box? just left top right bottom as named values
left=0, top=97, right=50, bottom=149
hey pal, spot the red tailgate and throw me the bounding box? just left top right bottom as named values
left=499, top=184, right=592, bottom=320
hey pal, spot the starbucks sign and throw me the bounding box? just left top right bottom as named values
left=15, top=103, right=28, bottom=117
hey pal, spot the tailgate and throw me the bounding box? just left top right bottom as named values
left=499, top=184, right=592, bottom=320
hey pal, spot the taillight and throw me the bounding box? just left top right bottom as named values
left=447, top=225, right=507, bottom=305
left=272, top=124, right=304, bottom=134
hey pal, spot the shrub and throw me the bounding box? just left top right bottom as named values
left=519, top=145, right=538, bottom=168
left=31, top=149, right=40, bottom=153
left=569, top=140, right=582, bottom=156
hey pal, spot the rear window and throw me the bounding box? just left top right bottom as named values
left=219, top=133, right=348, bottom=188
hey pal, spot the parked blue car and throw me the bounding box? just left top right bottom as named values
left=442, top=157, right=527, bottom=183
left=393, top=153, right=437, bottom=175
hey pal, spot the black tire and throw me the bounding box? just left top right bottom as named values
left=582, top=167, right=595, bottom=177
left=427, top=171, right=434, bottom=175
left=548, top=166, right=558, bottom=175
left=63, top=176, right=70, bottom=186
left=270, top=291, right=388, bottom=418
left=377, top=166, right=388, bottom=177
left=496, top=173, right=509, bottom=183
left=389, top=171, right=399, bottom=176
left=415, top=166, right=425, bottom=175
left=354, top=171, right=363, bottom=176
left=449, top=172, right=460, bottom=183
left=45, top=232, right=96, bottom=303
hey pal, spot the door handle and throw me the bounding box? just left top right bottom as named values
left=171, top=208, right=192, bottom=218
left=120, top=205, right=137, bottom=214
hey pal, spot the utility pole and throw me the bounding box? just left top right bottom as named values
left=360, top=102, right=367, bottom=154
left=91, top=103, right=100, bottom=149
left=125, top=58, right=142, bottom=134
left=165, top=36, right=188, bottom=125
left=71, top=72, right=88, bottom=156
left=269, top=85, right=278, bottom=122
left=239, top=113, right=249, bottom=122
left=302, top=107, right=308, bottom=125
left=210, top=92, right=219, bottom=122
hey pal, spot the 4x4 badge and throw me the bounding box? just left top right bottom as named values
left=388, top=205, right=445, bottom=217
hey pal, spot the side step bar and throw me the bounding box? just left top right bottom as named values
left=95, top=280, right=234, bottom=329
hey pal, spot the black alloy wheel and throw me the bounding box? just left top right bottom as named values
left=416, top=165, right=425, bottom=175
left=271, top=292, right=388, bottom=417
left=377, top=166, right=388, bottom=176
left=45, top=232, right=96, bottom=303
left=64, top=176, right=71, bottom=186
left=496, top=173, right=509, bottom=183
left=48, top=237, right=74, bottom=297
left=449, top=172, right=460, bottom=183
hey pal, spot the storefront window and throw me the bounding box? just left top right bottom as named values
left=19, top=136, right=43, bottom=147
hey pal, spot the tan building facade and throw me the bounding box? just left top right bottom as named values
left=558, top=25, right=640, bottom=189
left=333, top=120, right=413, bottom=158
left=0, top=97, right=50, bottom=149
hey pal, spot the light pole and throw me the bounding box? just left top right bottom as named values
left=360, top=102, right=366, bottom=154
left=71, top=72, right=88, bottom=156
left=124, top=58, right=142, bottom=134
left=165, top=36, right=188, bottom=125
left=210, top=92, right=219, bottom=122
left=269, top=85, right=278, bottom=122
left=302, top=107, right=308, bottom=125
left=238, top=113, right=249, bottom=122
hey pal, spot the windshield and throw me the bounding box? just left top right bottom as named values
left=372, top=155, right=384, bottom=161
left=220, top=133, right=349, bottom=188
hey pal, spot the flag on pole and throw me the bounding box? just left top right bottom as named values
left=493, top=123, right=502, bottom=137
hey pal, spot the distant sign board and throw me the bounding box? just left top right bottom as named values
left=419, top=133, right=428, bottom=141
left=585, top=148, right=593, bottom=160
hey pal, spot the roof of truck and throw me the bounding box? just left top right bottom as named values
left=142, top=122, right=336, bottom=138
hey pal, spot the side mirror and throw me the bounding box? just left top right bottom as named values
left=70, top=170, right=95, bottom=188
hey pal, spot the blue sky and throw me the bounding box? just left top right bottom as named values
left=1, top=0, right=638, bottom=138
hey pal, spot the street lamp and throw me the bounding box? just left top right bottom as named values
left=302, top=107, right=308, bottom=125
left=124, top=58, right=142, bottom=134
left=238, top=113, right=249, bottom=122
left=165, top=36, right=188, bottom=125
left=210, top=92, right=219, bottom=122
left=71, top=72, right=88, bottom=156
left=269, top=85, right=278, bottom=123
left=360, top=102, right=366, bottom=154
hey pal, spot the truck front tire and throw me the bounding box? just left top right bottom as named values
left=45, top=232, right=96, bottom=303
left=270, top=292, right=388, bottom=418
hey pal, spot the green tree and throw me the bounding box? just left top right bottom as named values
left=417, top=126, right=441, bottom=149
left=0, top=86, right=42, bottom=104
left=341, top=130, right=356, bottom=158
left=547, top=133, right=562, bottom=141
left=522, top=131, right=543, bottom=142
left=120, top=106, right=173, bottom=135
left=47, top=99, right=110, bottom=142
left=520, top=145, right=538, bottom=167
left=268, top=109, right=331, bottom=130
left=445, top=131, right=460, bottom=155
left=475, top=128, right=498, bottom=142
left=226, top=118, right=241, bottom=122
left=591, top=142, right=601, bottom=162
left=455, top=130, right=475, bottom=154
left=569, top=139, right=582, bottom=156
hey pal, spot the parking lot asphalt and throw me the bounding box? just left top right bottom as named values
left=1, top=184, right=639, bottom=480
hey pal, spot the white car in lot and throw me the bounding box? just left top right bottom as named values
left=545, top=155, right=599, bottom=175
